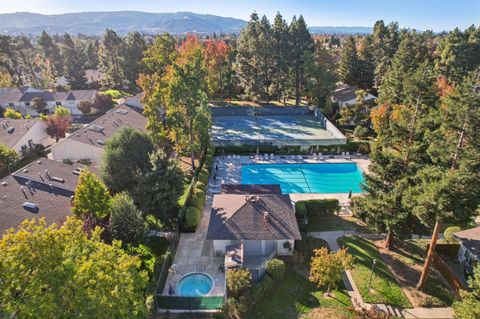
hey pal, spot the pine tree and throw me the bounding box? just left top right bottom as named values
left=62, top=33, right=87, bottom=89
left=357, top=35, right=375, bottom=89
left=37, top=30, right=63, bottom=77
left=85, top=40, right=100, bottom=69
left=338, top=36, right=360, bottom=86
left=99, top=29, right=124, bottom=89
left=109, top=192, right=146, bottom=246
left=289, top=15, right=313, bottom=105
left=271, top=12, right=290, bottom=102
left=123, top=32, right=146, bottom=89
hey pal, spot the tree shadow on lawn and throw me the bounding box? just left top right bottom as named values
left=308, top=215, right=370, bottom=233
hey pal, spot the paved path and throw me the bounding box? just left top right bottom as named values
left=308, top=230, right=454, bottom=319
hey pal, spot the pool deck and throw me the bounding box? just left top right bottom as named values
left=209, top=154, right=370, bottom=205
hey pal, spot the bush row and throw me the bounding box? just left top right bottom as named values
left=295, top=199, right=340, bottom=218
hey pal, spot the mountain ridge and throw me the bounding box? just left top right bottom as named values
left=0, top=11, right=372, bottom=35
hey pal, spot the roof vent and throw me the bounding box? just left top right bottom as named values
left=263, top=211, right=269, bottom=222
left=7, top=127, right=14, bottom=134
left=97, top=139, right=105, bottom=145
left=23, top=202, right=39, bottom=213
left=89, top=125, right=104, bottom=133
left=23, top=169, right=28, bottom=173
left=116, top=109, right=128, bottom=115
left=1, top=181, right=7, bottom=186
left=36, top=160, right=41, bottom=164
left=51, top=176, right=65, bottom=183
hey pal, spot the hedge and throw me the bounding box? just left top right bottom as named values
left=185, top=206, right=201, bottom=229
left=198, top=170, right=209, bottom=184
left=195, top=181, right=206, bottom=192
left=295, top=201, right=307, bottom=219
left=265, top=259, right=286, bottom=281
left=299, top=199, right=340, bottom=217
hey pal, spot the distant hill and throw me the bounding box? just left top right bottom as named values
left=0, top=11, right=372, bottom=36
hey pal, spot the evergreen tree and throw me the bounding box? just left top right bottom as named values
left=62, top=33, right=87, bottom=89
left=123, top=32, right=146, bottom=89
left=357, top=35, right=375, bottom=89
left=453, top=266, right=480, bottom=319
left=133, top=149, right=184, bottom=226
left=109, top=192, right=146, bottom=246
left=12, top=36, right=40, bottom=87
left=289, top=15, right=313, bottom=105
left=271, top=12, right=290, bottom=102
left=85, top=40, right=100, bottom=69
left=99, top=29, right=124, bottom=89
left=338, top=36, right=360, bottom=86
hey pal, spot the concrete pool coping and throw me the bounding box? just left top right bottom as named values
left=175, top=272, right=216, bottom=297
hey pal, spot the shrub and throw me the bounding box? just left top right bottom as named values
left=295, top=201, right=307, bottom=219
left=353, top=125, right=368, bottom=138
left=303, top=199, right=340, bottom=217
left=249, top=275, right=275, bottom=305
left=195, top=181, right=206, bottom=192
left=266, top=259, right=286, bottom=281
left=190, top=193, right=205, bottom=210
left=444, top=226, right=462, bottom=243
left=198, top=171, right=209, bottom=184
left=185, top=206, right=201, bottom=229
left=226, top=268, right=252, bottom=297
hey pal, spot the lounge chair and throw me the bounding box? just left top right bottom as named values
left=297, top=155, right=303, bottom=160
left=264, top=154, right=269, bottom=160
left=312, top=153, right=317, bottom=160
left=345, top=151, right=351, bottom=159
left=227, top=155, right=232, bottom=160
left=270, top=153, right=274, bottom=160
left=290, top=155, right=295, bottom=160
left=319, top=152, right=323, bottom=160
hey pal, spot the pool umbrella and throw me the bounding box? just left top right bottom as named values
left=348, top=190, right=352, bottom=199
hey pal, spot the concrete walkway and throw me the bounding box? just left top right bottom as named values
left=308, top=230, right=454, bottom=319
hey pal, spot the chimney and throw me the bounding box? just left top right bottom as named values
left=70, top=195, right=74, bottom=206
left=20, top=186, right=27, bottom=198
left=45, top=170, right=50, bottom=180
left=245, top=195, right=249, bottom=202
left=263, top=211, right=269, bottom=223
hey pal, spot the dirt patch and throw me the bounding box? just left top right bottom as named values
left=300, top=307, right=353, bottom=319
left=374, top=239, right=455, bottom=307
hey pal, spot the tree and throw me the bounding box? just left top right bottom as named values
left=0, top=217, right=148, bottom=318
left=73, top=169, right=112, bottom=218
left=0, top=68, right=13, bottom=87
left=99, top=29, right=124, bottom=89
left=453, top=266, right=480, bottom=319
left=63, top=33, right=87, bottom=89
left=0, top=143, right=18, bottom=173
left=133, top=149, right=184, bottom=226
left=123, top=32, right=146, bottom=89
left=78, top=100, right=92, bottom=115
left=12, top=36, right=40, bottom=87
left=109, top=192, right=146, bottom=246
left=309, top=247, right=354, bottom=295
left=226, top=268, right=252, bottom=297
left=53, top=105, right=70, bottom=118
left=138, top=33, right=177, bottom=146
left=167, top=36, right=211, bottom=170
left=338, top=36, right=361, bottom=86
left=32, top=96, right=47, bottom=114
left=271, top=12, right=290, bottom=102
left=4, top=107, right=22, bottom=119
left=338, top=90, right=373, bottom=127
left=357, top=35, right=376, bottom=90
left=204, top=38, right=230, bottom=99
left=45, top=113, right=70, bottom=142
left=37, top=30, right=63, bottom=76
left=289, top=15, right=313, bottom=105
left=92, top=93, right=113, bottom=112
left=85, top=40, right=100, bottom=69
left=101, top=127, right=154, bottom=193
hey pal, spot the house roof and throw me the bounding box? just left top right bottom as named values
left=124, top=92, right=145, bottom=110
left=67, top=105, right=147, bottom=148
left=333, top=83, right=376, bottom=102
left=454, top=227, right=480, bottom=257
left=207, top=192, right=301, bottom=241
left=0, top=87, right=98, bottom=104
left=12, top=158, right=88, bottom=193
left=0, top=88, right=26, bottom=104
left=0, top=119, right=43, bottom=148
left=0, top=158, right=93, bottom=235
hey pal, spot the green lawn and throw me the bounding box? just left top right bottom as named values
left=337, top=236, right=412, bottom=308
left=307, top=215, right=370, bottom=233
left=250, top=268, right=354, bottom=319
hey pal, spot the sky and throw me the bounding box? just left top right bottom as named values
left=1, top=0, right=479, bottom=31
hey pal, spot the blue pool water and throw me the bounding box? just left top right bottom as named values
left=241, top=163, right=364, bottom=194
left=176, top=273, right=214, bottom=296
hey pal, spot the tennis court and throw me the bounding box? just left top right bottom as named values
left=212, top=114, right=345, bottom=146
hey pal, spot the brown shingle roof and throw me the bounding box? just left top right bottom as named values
left=220, top=184, right=282, bottom=195
left=68, top=105, right=147, bottom=148
left=69, top=90, right=97, bottom=103
left=0, top=119, right=42, bottom=148
left=333, top=83, right=362, bottom=102
left=207, top=193, right=301, bottom=241
left=0, top=174, right=73, bottom=236
left=0, top=88, right=25, bottom=104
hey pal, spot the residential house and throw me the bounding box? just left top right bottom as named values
left=49, top=105, right=147, bottom=169
left=0, top=87, right=98, bottom=117
left=123, top=92, right=145, bottom=113
left=207, top=184, right=301, bottom=281
left=454, top=227, right=480, bottom=276
left=0, top=158, right=89, bottom=236
left=55, top=69, right=104, bottom=88
left=332, top=83, right=376, bottom=108
left=0, top=118, right=49, bottom=156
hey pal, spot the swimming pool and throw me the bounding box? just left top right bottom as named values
left=241, top=163, right=364, bottom=194
left=176, top=273, right=214, bottom=297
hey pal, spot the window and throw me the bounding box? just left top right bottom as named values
left=24, top=102, right=30, bottom=107
left=56, top=101, right=61, bottom=106
left=8, top=102, right=14, bottom=107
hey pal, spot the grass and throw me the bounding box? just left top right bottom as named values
left=337, top=236, right=412, bottom=308
left=307, top=215, right=370, bottom=233
left=250, top=267, right=354, bottom=319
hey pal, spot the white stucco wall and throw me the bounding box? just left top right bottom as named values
left=276, top=240, right=295, bottom=256
left=50, top=138, right=103, bottom=166
left=213, top=240, right=232, bottom=254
